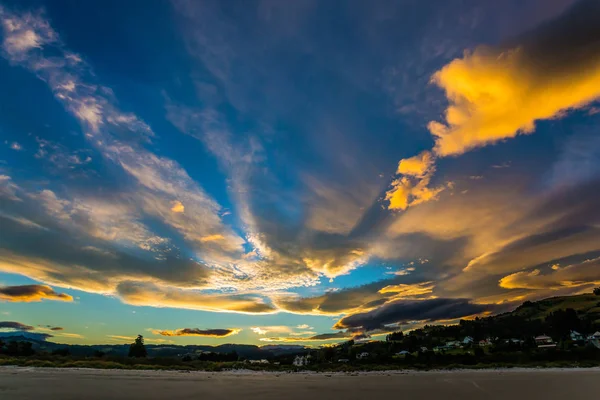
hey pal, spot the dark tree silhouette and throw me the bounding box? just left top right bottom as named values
left=594, top=287, right=600, bottom=296
left=128, top=335, right=147, bottom=358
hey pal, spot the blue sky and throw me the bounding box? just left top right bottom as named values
left=1, top=0, right=600, bottom=345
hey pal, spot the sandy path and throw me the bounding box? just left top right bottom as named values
left=1, top=367, right=599, bottom=399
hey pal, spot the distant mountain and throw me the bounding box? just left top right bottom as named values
left=0, top=335, right=309, bottom=359
left=0, top=332, right=52, bottom=342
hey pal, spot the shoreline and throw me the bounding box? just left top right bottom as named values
left=3, top=365, right=600, bottom=376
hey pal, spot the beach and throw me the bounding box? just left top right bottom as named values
left=1, top=367, right=599, bottom=399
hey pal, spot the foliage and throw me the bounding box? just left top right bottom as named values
left=594, top=287, right=600, bottom=296
left=128, top=335, right=147, bottom=358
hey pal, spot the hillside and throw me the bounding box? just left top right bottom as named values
left=511, top=294, right=600, bottom=323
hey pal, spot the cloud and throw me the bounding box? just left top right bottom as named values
left=378, top=281, right=434, bottom=297
left=50, top=326, right=63, bottom=331
left=386, top=0, right=600, bottom=210
left=116, top=281, right=277, bottom=314
left=499, top=256, right=600, bottom=290
left=170, top=200, right=185, bottom=213
left=396, top=151, right=435, bottom=178
left=259, top=331, right=354, bottom=343
left=0, top=321, right=34, bottom=331
left=153, top=328, right=241, bottom=337
left=0, top=284, right=73, bottom=302
left=250, top=326, right=291, bottom=335
left=9, top=142, right=22, bottom=151
left=385, top=151, right=444, bottom=211
left=333, top=298, right=490, bottom=331
left=429, top=0, right=600, bottom=157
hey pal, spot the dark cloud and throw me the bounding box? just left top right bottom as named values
left=333, top=298, right=490, bottom=331
left=0, top=321, right=34, bottom=331
left=0, top=284, right=73, bottom=302
left=515, top=0, right=600, bottom=75
left=155, top=328, right=240, bottom=337
left=50, top=326, right=64, bottom=331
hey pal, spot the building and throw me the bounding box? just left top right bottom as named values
left=337, top=358, right=350, bottom=363
left=357, top=352, right=370, bottom=360
left=248, top=359, right=269, bottom=364
left=535, top=335, right=556, bottom=348
left=478, top=338, right=492, bottom=347
left=570, top=330, right=584, bottom=341
left=293, top=355, right=309, bottom=366
left=534, top=335, right=553, bottom=345
left=396, top=350, right=410, bottom=356
left=446, top=340, right=461, bottom=348
left=463, top=336, right=474, bottom=345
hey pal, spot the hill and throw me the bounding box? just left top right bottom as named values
left=512, top=294, right=600, bottom=323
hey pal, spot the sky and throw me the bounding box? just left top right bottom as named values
left=1, top=0, right=600, bottom=346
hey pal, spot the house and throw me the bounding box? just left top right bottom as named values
left=396, top=350, right=410, bottom=356
left=420, top=346, right=429, bottom=352
left=570, top=330, right=584, bottom=341
left=504, top=338, right=523, bottom=345
left=478, top=339, right=492, bottom=347
left=534, top=335, right=553, bottom=345
left=248, top=359, right=269, bottom=364
left=357, top=352, right=370, bottom=359
left=293, top=355, right=309, bottom=366
left=446, top=340, right=461, bottom=348
left=337, top=358, right=350, bottom=363
left=463, top=336, right=474, bottom=345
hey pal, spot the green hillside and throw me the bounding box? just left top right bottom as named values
left=512, top=294, right=600, bottom=323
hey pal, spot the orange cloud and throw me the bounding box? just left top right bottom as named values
left=429, top=45, right=600, bottom=156
left=378, top=282, right=434, bottom=297
left=199, top=234, right=225, bottom=242
left=0, top=284, right=73, bottom=302
left=386, top=1, right=600, bottom=210
left=170, top=200, right=185, bottom=213
left=396, top=151, right=435, bottom=178
left=499, top=257, right=600, bottom=290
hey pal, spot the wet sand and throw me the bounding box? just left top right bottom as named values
left=1, top=367, right=599, bottom=400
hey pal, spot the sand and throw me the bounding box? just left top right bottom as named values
left=1, top=367, right=599, bottom=399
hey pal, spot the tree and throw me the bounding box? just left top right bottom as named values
left=128, top=335, right=147, bottom=358
left=52, top=348, right=70, bottom=357
left=594, top=287, right=600, bottom=296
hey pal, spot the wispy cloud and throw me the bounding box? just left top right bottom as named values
left=153, top=328, right=241, bottom=337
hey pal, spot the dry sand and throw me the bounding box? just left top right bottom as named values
left=1, top=366, right=599, bottom=399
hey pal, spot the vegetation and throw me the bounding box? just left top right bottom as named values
left=128, top=335, right=147, bottom=358
left=0, top=293, right=598, bottom=372
left=594, top=287, right=600, bottom=296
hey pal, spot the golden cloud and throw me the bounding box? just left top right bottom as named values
left=386, top=0, right=600, bottom=209
left=499, top=257, right=600, bottom=290
left=116, top=281, right=277, bottom=314
left=429, top=46, right=600, bottom=156
left=396, top=151, right=435, bottom=178
left=378, top=282, right=435, bottom=297
left=0, top=284, right=73, bottom=302
left=170, top=200, right=185, bottom=213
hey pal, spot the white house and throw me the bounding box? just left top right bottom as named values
left=396, top=350, right=410, bottom=356
left=293, top=355, right=309, bottom=366
left=534, top=335, right=553, bottom=345
left=357, top=352, right=370, bottom=360
left=446, top=340, right=461, bottom=348
left=248, top=359, right=269, bottom=364
left=463, top=336, right=474, bottom=345
left=478, top=338, right=492, bottom=347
